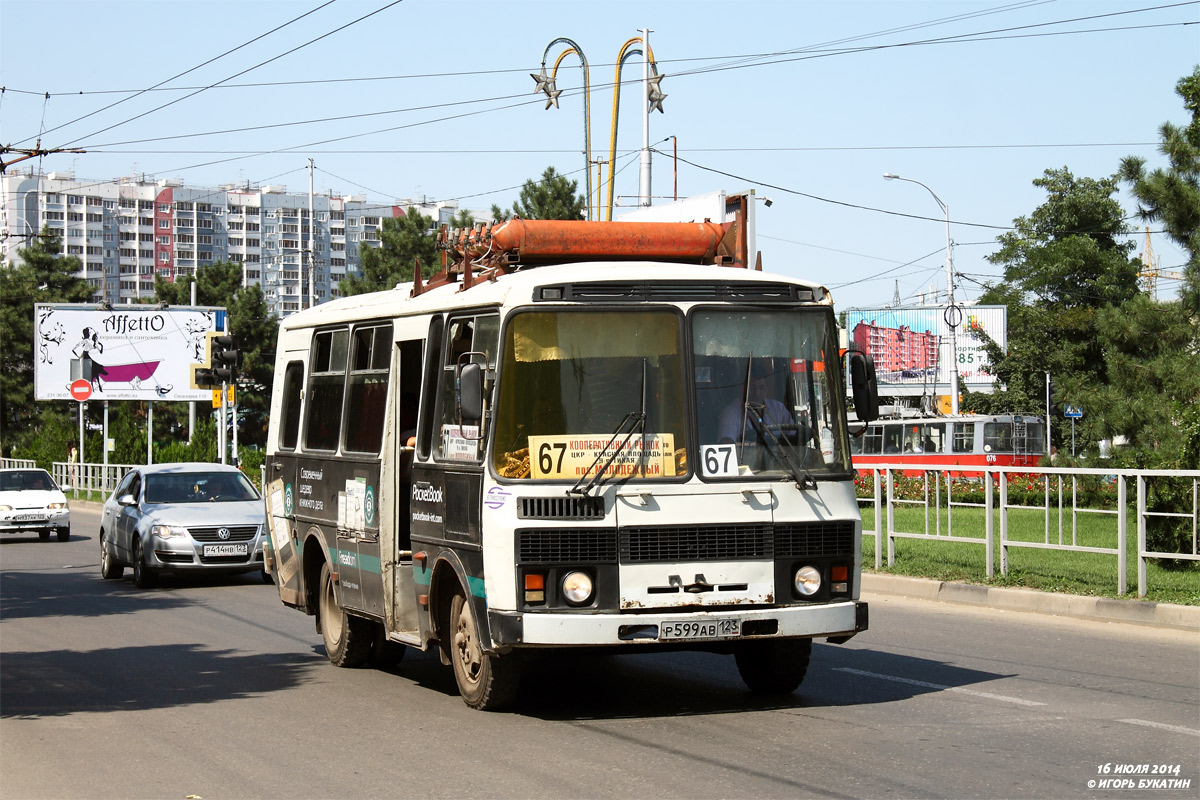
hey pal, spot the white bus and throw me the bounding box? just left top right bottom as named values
left=264, top=217, right=879, bottom=709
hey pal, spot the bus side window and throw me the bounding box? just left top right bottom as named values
left=344, top=324, right=391, bottom=454
left=279, top=361, right=304, bottom=450
left=305, top=328, right=349, bottom=452
left=416, top=317, right=444, bottom=461
left=436, top=314, right=499, bottom=461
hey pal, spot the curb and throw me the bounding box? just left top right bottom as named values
left=861, top=573, right=1200, bottom=631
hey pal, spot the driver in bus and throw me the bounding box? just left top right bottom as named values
left=718, top=359, right=795, bottom=444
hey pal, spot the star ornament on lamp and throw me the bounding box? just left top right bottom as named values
left=544, top=85, right=563, bottom=109
left=530, top=65, right=553, bottom=95
left=647, top=71, right=667, bottom=114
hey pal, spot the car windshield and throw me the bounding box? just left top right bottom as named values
left=0, top=470, right=58, bottom=492
left=144, top=472, right=260, bottom=504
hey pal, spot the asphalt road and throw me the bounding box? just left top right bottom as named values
left=2, top=506, right=1197, bottom=799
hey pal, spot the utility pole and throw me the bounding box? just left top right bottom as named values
left=638, top=28, right=653, bottom=208
left=308, top=158, right=315, bottom=309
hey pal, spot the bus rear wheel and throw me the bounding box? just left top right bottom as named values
left=734, top=637, right=812, bottom=694
left=449, top=589, right=519, bottom=711
left=318, top=562, right=372, bottom=667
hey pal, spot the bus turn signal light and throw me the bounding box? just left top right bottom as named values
left=524, top=572, right=546, bottom=605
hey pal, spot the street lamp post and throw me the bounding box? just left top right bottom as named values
left=884, top=172, right=959, bottom=415
left=534, top=32, right=666, bottom=221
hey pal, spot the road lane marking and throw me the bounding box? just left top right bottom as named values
left=1119, top=718, right=1200, bottom=737
left=834, top=667, right=1046, bottom=706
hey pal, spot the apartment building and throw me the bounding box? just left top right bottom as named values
left=1, top=170, right=465, bottom=317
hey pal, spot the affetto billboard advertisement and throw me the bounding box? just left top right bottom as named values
left=34, top=304, right=226, bottom=402
left=844, top=305, right=1006, bottom=394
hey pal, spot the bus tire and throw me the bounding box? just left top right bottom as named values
left=734, top=637, right=812, bottom=694
left=318, top=562, right=372, bottom=667
left=449, top=589, right=519, bottom=711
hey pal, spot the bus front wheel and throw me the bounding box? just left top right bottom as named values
left=734, top=637, right=812, bottom=694
left=448, top=589, right=519, bottom=711
left=319, top=562, right=372, bottom=667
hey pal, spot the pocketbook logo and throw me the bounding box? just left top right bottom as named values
left=412, top=484, right=443, bottom=504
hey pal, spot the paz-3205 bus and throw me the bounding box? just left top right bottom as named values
left=264, top=214, right=879, bottom=709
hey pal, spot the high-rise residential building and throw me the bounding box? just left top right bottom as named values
left=1, top=170, right=467, bottom=317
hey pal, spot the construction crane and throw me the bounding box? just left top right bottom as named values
left=1139, top=226, right=1185, bottom=301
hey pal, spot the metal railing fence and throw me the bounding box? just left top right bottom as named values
left=856, top=464, right=1200, bottom=598
left=52, top=461, right=139, bottom=499
left=1, top=458, right=38, bottom=469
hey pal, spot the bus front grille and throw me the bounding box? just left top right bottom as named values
left=620, top=524, right=772, bottom=562
left=517, top=529, right=618, bottom=564
left=518, top=496, right=605, bottom=520
left=518, top=521, right=857, bottom=565
left=774, top=521, right=855, bottom=557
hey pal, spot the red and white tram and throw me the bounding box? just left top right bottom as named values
left=850, top=414, right=1046, bottom=476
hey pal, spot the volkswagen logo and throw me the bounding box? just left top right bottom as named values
left=217, top=527, right=231, bottom=540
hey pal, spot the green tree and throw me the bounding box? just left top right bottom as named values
left=339, top=210, right=438, bottom=296
left=155, top=260, right=242, bottom=307
left=1086, top=295, right=1200, bottom=466
left=0, top=229, right=92, bottom=463
left=491, top=166, right=585, bottom=221
left=1119, top=66, right=1200, bottom=316
left=449, top=208, right=476, bottom=229
left=961, top=168, right=1141, bottom=452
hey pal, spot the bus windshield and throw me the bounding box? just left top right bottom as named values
left=493, top=309, right=687, bottom=481
left=692, top=309, right=850, bottom=480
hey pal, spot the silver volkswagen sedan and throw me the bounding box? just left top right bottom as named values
left=99, top=462, right=268, bottom=588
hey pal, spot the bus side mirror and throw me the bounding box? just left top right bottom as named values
left=458, top=362, right=483, bottom=424
left=849, top=352, right=879, bottom=423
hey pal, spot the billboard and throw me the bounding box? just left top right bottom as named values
left=844, top=305, right=1006, bottom=394
left=34, top=304, right=226, bottom=402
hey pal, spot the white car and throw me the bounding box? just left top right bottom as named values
left=99, top=462, right=268, bottom=588
left=0, top=468, right=71, bottom=541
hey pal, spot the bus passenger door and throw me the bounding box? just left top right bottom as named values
left=388, top=338, right=424, bottom=636
left=267, top=359, right=306, bottom=607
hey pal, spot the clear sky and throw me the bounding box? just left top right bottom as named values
left=2, top=0, right=1196, bottom=308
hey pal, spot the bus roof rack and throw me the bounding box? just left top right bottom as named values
left=412, top=215, right=753, bottom=298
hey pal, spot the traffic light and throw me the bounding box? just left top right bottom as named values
left=192, top=366, right=218, bottom=388
left=209, top=335, right=243, bottom=384
left=190, top=332, right=242, bottom=389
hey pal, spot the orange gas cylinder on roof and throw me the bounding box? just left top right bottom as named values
left=490, top=218, right=731, bottom=263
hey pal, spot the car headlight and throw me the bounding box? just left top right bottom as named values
left=0, top=505, right=12, bottom=512
left=561, top=570, right=594, bottom=606
left=150, top=524, right=188, bottom=539
left=48, top=502, right=67, bottom=510
left=794, top=565, right=822, bottom=596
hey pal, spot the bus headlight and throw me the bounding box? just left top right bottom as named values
left=561, top=571, right=594, bottom=606
left=794, top=565, right=822, bottom=596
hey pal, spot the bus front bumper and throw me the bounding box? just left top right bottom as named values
left=488, top=600, right=867, bottom=648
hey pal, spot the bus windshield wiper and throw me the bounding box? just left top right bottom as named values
left=744, top=407, right=818, bottom=491
left=569, top=411, right=646, bottom=496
